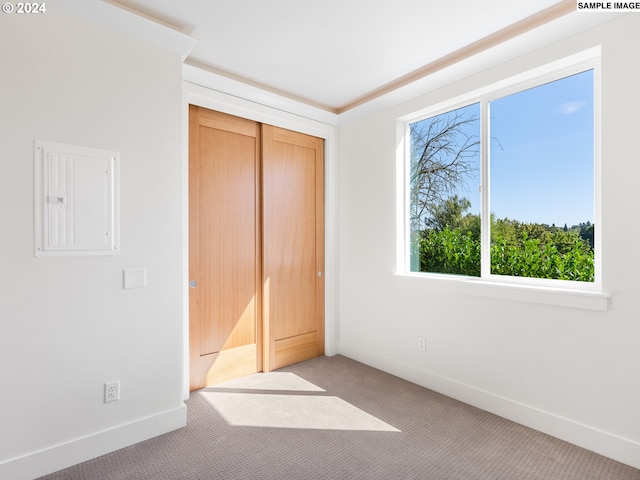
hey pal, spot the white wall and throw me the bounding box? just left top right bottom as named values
left=337, top=14, right=640, bottom=469
left=0, top=9, right=185, bottom=479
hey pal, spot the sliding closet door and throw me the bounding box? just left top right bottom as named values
left=189, top=106, right=325, bottom=387
left=262, top=125, right=324, bottom=372
left=189, top=106, right=262, bottom=390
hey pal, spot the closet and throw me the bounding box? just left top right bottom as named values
left=188, top=106, right=324, bottom=390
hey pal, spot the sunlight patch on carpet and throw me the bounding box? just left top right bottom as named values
left=201, top=391, right=400, bottom=431
left=212, top=372, right=325, bottom=392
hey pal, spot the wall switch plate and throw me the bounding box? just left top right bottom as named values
left=123, top=268, right=146, bottom=289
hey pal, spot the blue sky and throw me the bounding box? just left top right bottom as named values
left=423, top=69, right=595, bottom=228
left=489, top=70, right=594, bottom=227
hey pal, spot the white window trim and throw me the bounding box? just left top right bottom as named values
left=396, top=47, right=609, bottom=311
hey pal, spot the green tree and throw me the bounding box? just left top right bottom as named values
left=490, top=226, right=594, bottom=281
left=418, top=216, right=595, bottom=282
left=579, top=222, right=595, bottom=248
left=418, top=227, right=481, bottom=277
left=426, top=195, right=471, bottom=231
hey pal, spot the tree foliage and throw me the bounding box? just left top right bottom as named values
left=490, top=227, right=593, bottom=281
left=416, top=201, right=594, bottom=282
left=418, top=227, right=481, bottom=277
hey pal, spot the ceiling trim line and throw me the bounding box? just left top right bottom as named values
left=184, top=60, right=341, bottom=114
left=54, top=0, right=197, bottom=61
left=336, top=0, right=576, bottom=114
left=105, top=0, right=186, bottom=32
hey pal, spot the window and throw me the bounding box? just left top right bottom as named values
left=404, top=59, right=599, bottom=291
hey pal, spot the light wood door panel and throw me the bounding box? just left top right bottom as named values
left=189, top=106, right=324, bottom=386
left=189, top=106, right=262, bottom=390
left=198, top=126, right=256, bottom=353
left=262, top=125, right=324, bottom=371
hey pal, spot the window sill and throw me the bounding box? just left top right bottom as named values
left=393, top=273, right=610, bottom=311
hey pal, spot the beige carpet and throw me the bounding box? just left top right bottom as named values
left=38, top=355, right=640, bottom=480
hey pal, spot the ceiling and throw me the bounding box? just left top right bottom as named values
left=108, top=0, right=595, bottom=113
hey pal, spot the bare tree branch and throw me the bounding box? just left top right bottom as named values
left=409, top=109, right=480, bottom=232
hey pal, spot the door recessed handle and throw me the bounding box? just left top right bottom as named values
left=189, top=280, right=197, bottom=288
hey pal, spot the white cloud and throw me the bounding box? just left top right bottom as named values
left=554, top=100, right=586, bottom=115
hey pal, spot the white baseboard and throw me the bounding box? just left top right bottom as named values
left=338, top=341, right=640, bottom=470
left=0, top=404, right=187, bottom=480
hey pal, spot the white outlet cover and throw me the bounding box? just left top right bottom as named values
left=123, top=268, right=146, bottom=289
left=104, top=381, right=120, bottom=403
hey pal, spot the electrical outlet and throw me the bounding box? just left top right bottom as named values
left=417, top=337, right=426, bottom=352
left=104, top=381, right=120, bottom=403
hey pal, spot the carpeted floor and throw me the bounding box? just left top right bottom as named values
left=38, top=355, right=640, bottom=480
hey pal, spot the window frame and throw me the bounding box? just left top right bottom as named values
left=397, top=49, right=606, bottom=308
